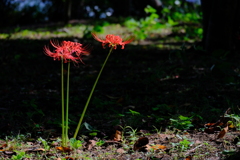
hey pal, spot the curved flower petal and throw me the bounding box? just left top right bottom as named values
left=123, top=36, right=135, bottom=44
left=44, top=40, right=90, bottom=64
left=92, top=33, right=134, bottom=49
left=50, top=39, right=62, bottom=49
left=91, top=33, right=106, bottom=43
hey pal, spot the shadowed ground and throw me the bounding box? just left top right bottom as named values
left=0, top=24, right=240, bottom=159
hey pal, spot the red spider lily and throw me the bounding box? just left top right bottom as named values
left=91, top=33, right=134, bottom=49
left=44, top=40, right=90, bottom=63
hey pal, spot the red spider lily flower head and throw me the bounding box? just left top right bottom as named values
left=44, top=40, right=90, bottom=63
left=91, top=33, right=134, bottom=49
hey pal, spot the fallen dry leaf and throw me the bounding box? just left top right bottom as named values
left=56, top=146, right=72, bottom=152
left=217, top=125, right=228, bottom=139
left=150, top=144, right=167, bottom=150
left=113, top=130, right=122, bottom=141
left=133, top=137, right=149, bottom=151
left=116, top=148, right=125, bottom=154
left=205, top=123, right=217, bottom=127
left=3, top=151, right=15, bottom=155
left=195, top=140, right=202, bottom=144
left=185, top=155, right=192, bottom=160
left=205, top=122, right=224, bottom=128
left=204, top=127, right=216, bottom=134
left=33, top=148, right=46, bottom=152
left=51, top=141, right=59, bottom=147
left=0, top=143, right=7, bottom=151
left=86, top=140, right=97, bottom=150
left=64, top=157, right=74, bottom=160
left=0, top=144, right=7, bottom=149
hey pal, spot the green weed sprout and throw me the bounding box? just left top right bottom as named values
left=124, top=5, right=161, bottom=41
left=73, top=33, right=134, bottom=138
left=44, top=40, right=90, bottom=147
left=170, top=115, right=194, bottom=130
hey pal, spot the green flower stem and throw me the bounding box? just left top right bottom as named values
left=61, top=58, right=66, bottom=147
left=65, top=61, right=70, bottom=145
left=74, top=47, right=114, bottom=138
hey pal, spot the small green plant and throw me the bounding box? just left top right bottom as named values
left=179, top=139, right=191, bottom=151
left=128, top=109, right=140, bottom=116
left=83, top=21, right=109, bottom=39
left=38, top=137, right=50, bottom=151
left=124, top=5, right=162, bottom=41
left=69, top=138, right=82, bottom=149
left=152, top=125, right=162, bottom=134
left=96, top=140, right=105, bottom=147
left=225, top=114, right=240, bottom=130
left=82, top=122, right=100, bottom=137
left=171, top=137, right=192, bottom=153
left=125, top=126, right=139, bottom=142
left=11, top=151, right=27, bottom=160
left=170, top=115, right=194, bottom=130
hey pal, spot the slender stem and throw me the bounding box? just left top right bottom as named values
left=74, top=47, right=114, bottom=138
left=61, top=58, right=66, bottom=147
left=65, top=61, right=70, bottom=144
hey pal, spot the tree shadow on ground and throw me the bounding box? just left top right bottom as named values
left=0, top=37, right=240, bottom=159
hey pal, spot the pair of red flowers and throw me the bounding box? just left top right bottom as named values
left=44, top=33, right=134, bottom=63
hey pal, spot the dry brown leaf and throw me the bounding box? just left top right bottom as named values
left=145, top=144, right=152, bottom=151
left=204, top=127, right=216, bottom=134
left=116, top=148, right=125, bottom=154
left=86, top=140, right=97, bottom=150
left=205, top=122, right=224, bottom=128
left=64, top=157, right=74, bottom=160
left=3, top=151, right=15, bottom=155
left=34, top=148, right=46, bottom=152
left=24, top=146, right=45, bottom=152
left=133, top=137, right=149, bottom=151
left=195, top=140, right=202, bottom=144
left=113, top=130, right=122, bottom=141
left=205, top=123, right=217, bottom=127
left=51, top=141, right=59, bottom=147
left=0, top=144, right=7, bottom=149
left=150, top=144, right=167, bottom=150
left=185, top=155, right=192, bottom=160
left=55, top=146, right=72, bottom=152
left=217, top=125, right=228, bottom=139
